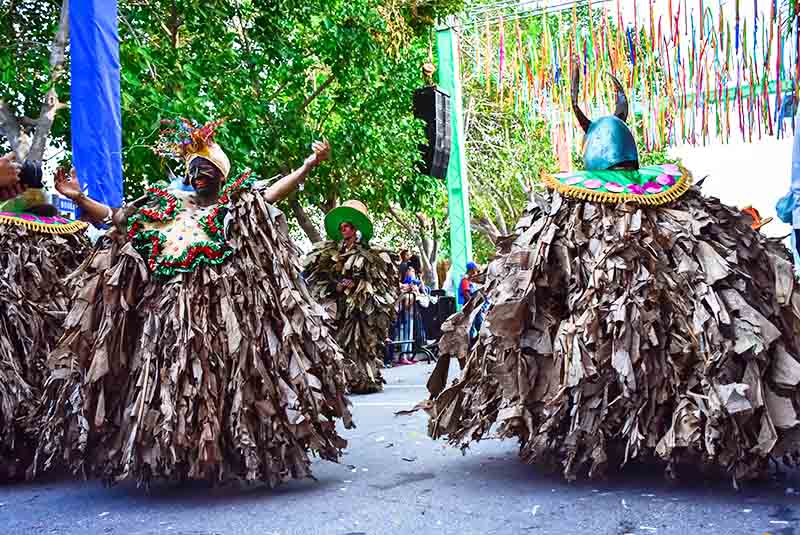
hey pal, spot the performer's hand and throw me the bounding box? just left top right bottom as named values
left=0, top=183, right=24, bottom=201
left=304, top=139, right=331, bottom=168
left=0, top=153, right=20, bottom=188
left=54, top=167, right=82, bottom=200
left=336, top=278, right=354, bottom=292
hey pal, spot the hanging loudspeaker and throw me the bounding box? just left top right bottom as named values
left=413, top=86, right=452, bottom=179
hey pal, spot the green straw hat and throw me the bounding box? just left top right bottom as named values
left=324, top=200, right=374, bottom=242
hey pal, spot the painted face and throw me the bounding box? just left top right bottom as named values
left=188, top=157, right=223, bottom=197
left=340, top=222, right=356, bottom=241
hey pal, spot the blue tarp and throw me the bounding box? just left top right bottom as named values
left=70, top=0, right=123, bottom=209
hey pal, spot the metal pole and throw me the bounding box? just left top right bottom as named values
left=437, top=20, right=473, bottom=310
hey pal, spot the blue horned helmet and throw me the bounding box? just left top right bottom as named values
left=572, top=68, right=639, bottom=171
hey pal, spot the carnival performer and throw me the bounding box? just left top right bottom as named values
left=304, top=201, right=398, bottom=393
left=34, top=119, right=352, bottom=487
left=0, top=154, right=107, bottom=481
left=427, top=67, right=800, bottom=484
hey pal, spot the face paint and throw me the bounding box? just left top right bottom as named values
left=188, top=158, right=223, bottom=197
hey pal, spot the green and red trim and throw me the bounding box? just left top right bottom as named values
left=130, top=228, right=232, bottom=277
left=136, top=185, right=182, bottom=222
left=127, top=172, right=258, bottom=277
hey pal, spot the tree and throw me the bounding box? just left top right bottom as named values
left=1, top=0, right=462, bottom=245
left=0, top=0, right=69, bottom=161
left=118, top=0, right=466, bottom=245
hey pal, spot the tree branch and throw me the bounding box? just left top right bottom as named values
left=0, top=100, right=22, bottom=156
left=289, top=196, right=322, bottom=243
left=28, top=0, right=70, bottom=161
left=120, top=15, right=158, bottom=80
left=169, top=0, right=182, bottom=49
left=298, top=65, right=341, bottom=114
left=387, top=203, right=414, bottom=234
left=471, top=217, right=501, bottom=244
left=493, top=201, right=508, bottom=236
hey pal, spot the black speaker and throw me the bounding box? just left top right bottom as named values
left=424, top=294, right=456, bottom=340
left=413, top=86, right=452, bottom=179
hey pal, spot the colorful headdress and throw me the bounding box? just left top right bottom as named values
left=544, top=67, right=691, bottom=206
left=155, top=118, right=231, bottom=178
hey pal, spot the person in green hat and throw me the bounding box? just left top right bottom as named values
left=304, top=200, right=398, bottom=394
left=426, top=63, right=800, bottom=485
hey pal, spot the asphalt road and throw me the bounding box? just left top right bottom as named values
left=2, top=361, right=799, bottom=535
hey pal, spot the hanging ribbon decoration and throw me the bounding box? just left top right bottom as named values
left=463, top=0, right=794, bottom=152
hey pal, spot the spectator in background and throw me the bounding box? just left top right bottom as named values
left=398, top=249, right=411, bottom=282
left=458, top=261, right=480, bottom=306
left=408, top=254, right=422, bottom=276
left=393, top=266, right=430, bottom=365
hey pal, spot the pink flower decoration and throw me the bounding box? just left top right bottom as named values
left=627, top=184, right=645, bottom=195
left=656, top=174, right=676, bottom=186
left=564, top=176, right=583, bottom=185
left=643, top=181, right=663, bottom=194
left=660, top=164, right=681, bottom=176
left=583, top=179, right=603, bottom=189
left=605, top=182, right=625, bottom=193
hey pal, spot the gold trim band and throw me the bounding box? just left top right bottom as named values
left=543, top=168, right=693, bottom=206
left=0, top=215, right=88, bottom=235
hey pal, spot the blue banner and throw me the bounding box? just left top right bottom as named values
left=70, top=0, right=123, bottom=209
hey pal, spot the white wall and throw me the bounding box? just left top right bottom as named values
left=669, top=133, right=794, bottom=239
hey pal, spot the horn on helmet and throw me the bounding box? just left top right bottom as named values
left=571, top=64, right=591, bottom=133
left=610, top=75, right=629, bottom=122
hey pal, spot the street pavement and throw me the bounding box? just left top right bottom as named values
left=2, top=360, right=799, bottom=535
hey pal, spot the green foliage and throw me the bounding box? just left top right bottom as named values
left=0, top=0, right=68, bottom=151
left=1, top=0, right=463, bottom=234
left=117, top=0, right=461, bottom=217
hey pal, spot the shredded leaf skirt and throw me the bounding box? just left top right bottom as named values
left=429, top=189, right=800, bottom=483
left=35, top=190, right=353, bottom=486
left=304, top=241, right=397, bottom=394
left=0, top=224, right=89, bottom=481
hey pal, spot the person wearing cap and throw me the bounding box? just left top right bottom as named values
left=458, top=261, right=479, bottom=306
left=34, top=119, right=353, bottom=487
left=304, top=200, right=398, bottom=393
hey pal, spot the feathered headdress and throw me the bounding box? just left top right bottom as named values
left=155, top=118, right=231, bottom=178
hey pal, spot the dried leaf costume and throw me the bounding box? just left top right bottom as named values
left=304, top=201, right=398, bottom=394
left=0, top=189, right=90, bottom=481
left=428, top=73, right=800, bottom=484
left=35, top=120, right=352, bottom=486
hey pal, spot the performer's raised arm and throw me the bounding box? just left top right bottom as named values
left=263, top=140, right=330, bottom=203
left=54, top=167, right=115, bottom=226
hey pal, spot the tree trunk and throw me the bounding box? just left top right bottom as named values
left=388, top=204, right=440, bottom=288
left=414, top=212, right=439, bottom=288
left=16, top=0, right=70, bottom=162
left=289, top=196, right=322, bottom=243
left=472, top=216, right=501, bottom=244
left=0, top=102, right=22, bottom=156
